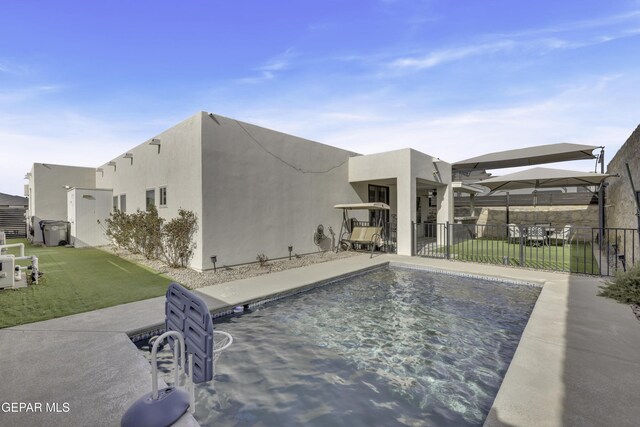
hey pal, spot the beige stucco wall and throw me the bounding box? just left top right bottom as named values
left=28, top=163, right=96, bottom=243
left=349, top=149, right=453, bottom=255
left=606, top=124, right=640, bottom=259
left=200, top=112, right=361, bottom=268
left=96, top=113, right=205, bottom=269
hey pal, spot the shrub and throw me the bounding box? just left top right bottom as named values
left=105, top=205, right=163, bottom=259
left=599, top=264, right=640, bottom=304
left=104, top=209, right=133, bottom=251
left=162, top=209, right=198, bottom=268
left=105, top=206, right=197, bottom=266
left=256, top=253, right=269, bottom=267
left=141, top=205, right=164, bottom=260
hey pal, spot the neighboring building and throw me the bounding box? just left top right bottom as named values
left=26, top=111, right=453, bottom=270
left=26, top=163, right=96, bottom=243
left=0, top=192, right=28, bottom=238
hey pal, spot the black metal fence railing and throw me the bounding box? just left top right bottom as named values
left=349, top=220, right=397, bottom=253
left=413, top=222, right=638, bottom=276
left=414, top=222, right=448, bottom=259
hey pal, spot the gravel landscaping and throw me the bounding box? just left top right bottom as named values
left=100, top=246, right=363, bottom=290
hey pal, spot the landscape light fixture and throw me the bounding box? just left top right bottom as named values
left=149, top=138, right=161, bottom=154
left=210, top=255, right=217, bottom=272
left=288, top=245, right=293, bottom=260
left=123, top=153, right=134, bottom=165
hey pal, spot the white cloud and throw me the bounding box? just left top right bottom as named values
left=387, top=10, right=640, bottom=71
left=223, top=74, right=637, bottom=174
left=0, top=85, right=62, bottom=103
left=0, top=110, right=169, bottom=195
left=236, top=49, right=295, bottom=84
left=0, top=60, right=31, bottom=75
left=391, top=41, right=516, bottom=69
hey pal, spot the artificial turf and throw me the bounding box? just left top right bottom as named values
left=0, top=239, right=172, bottom=328
left=445, top=239, right=599, bottom=274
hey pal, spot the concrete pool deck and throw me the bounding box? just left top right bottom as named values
left=1, top=254, right=639, bottom=426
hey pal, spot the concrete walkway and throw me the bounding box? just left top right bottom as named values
left=1, top=254, right=639, bottom=426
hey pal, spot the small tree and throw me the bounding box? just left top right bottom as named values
left=162, top=209, right=198, bottom=268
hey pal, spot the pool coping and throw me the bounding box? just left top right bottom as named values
left=2, top=254, right=640, bottom=426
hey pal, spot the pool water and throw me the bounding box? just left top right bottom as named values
left=142, top=266, right=540, bottom=426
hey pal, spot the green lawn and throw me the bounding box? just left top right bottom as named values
left=0, top=239, right=172, bottom=328
left=441, top=239, right=599, bottom=274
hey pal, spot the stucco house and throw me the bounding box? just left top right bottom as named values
left=26, top=163, right=96, bottom=244
left=26, top=111, right=453, bottom=270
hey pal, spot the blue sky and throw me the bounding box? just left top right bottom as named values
left=2, top=0, right=640, bottom=195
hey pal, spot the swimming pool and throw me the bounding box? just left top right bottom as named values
left=142, top=266, right=540, bottom=426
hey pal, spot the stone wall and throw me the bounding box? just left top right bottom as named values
left=606, top=124, right=640, bottom=261
left=474, top=205, right=598, bottom=239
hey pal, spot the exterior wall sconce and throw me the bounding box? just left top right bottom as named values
left=288, top=245, right=293, bottom=260
left=96, top=167, right=104, bottom=177
left=210, top=255, right=217, bottom=272
left=108, top=161, right=117, bottom=171
left=123, top=153, right=133, bottom=165
left=149, top=138, right=161, bottom=154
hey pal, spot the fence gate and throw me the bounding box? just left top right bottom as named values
left=413, top=222, right=638, bottom=276
left=414, top=222, right=448, bottom=259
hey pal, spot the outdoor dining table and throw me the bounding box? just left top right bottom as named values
left=524, top=225, right=550, bottom=246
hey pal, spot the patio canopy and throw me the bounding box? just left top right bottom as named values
left=474, top=167, right=614, bottom=193
left=334, top=202, right=390, bottom=210
left=453, top=143, right=600, bottom=171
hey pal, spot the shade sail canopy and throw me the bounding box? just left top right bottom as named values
left=334, top=202, right=390, bottom=210
left=453, top=143, right=599, bottom=171
left=474, top=167, right=614, bottom=192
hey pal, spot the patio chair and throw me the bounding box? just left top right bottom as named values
left=527, top=226, right=547, bottom=247
left=341, top=226, right=383, bottom=258
left=547, top=225, right=572, bottom=246
left=507, top=224, right=521, bottom=244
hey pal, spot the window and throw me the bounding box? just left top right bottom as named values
left=159, top=186, right=167, bottom=207
left=146, top=189, right=155, bottom=211
left=368, top=184, right=389, bottom=224
left=120, top=194, right=126, bottom=213
left=113, top=196, right=118, bottom=212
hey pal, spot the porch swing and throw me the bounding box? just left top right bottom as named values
left=334, top=202, right=391, bottom=258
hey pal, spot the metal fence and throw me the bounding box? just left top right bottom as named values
left=350, top=220, right=397, bottom=253
left=414, top=222, right=638, bottom=276
left=0, top=207, right=27, bottom=238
